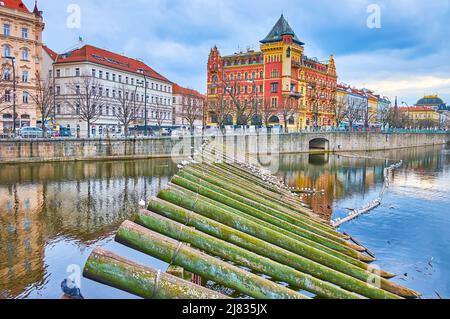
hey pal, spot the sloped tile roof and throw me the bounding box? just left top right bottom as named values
left=0, top=0, right=30, bottom=13
left=54, top=44, right=171, bottom=83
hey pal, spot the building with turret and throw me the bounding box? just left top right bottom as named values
left=0, top=0, right=45, bottom=135
left=207, top=15, right=338, bottom=131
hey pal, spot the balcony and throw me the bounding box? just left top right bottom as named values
left=289, top=91, right=302, bottom=99
left=292, top=61, right=301, bottom=68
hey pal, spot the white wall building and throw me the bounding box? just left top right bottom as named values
left=172, top=83, right=205, bottom=127
left=42, top=44, right=173, bottom=138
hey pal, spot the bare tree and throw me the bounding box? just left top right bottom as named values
left=207, top=81, right=234, bottom=134
left=153, top=97, right=168, bottom=135
left=362, top=105, right=377, bottom=128
left=280, top=95, right=297, bottom=133
left=67, top=75, right=105, bottom=138
left=334, top=96, right=348, bottom=128
left=114, top=83, right=138, bottom=137
left=181, top=92, right=203, bottom=134
left=346, top=99, right=365, bottom=129
left=224, top=78, right=257, bottom=127
left=30, top=71, right=54, bottom=137
left=378, top=104, right=391, bottom=130
left=260, top=98, right=276, bottom=128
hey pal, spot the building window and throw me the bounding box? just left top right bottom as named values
left=4, top=69, right=11, bottom=81
left=4, top=90, right=11, bottom=102
left=22, top=71, right=29, bottom=82
left=56, top=86, right=61, bottom=95
left=106, top=72, right=110, bottom=80
left=23, top=92, right=29, bottom=104
left=271, top=97, right=278, bottom=108
left=21, top=49, right=28, bottom=61
left=75, top=68, right=80, bottom=76
left=99, top=70, right=103, bottom=79
left=92, top=69, right=96, bottom=77
left=112, top=74, right=116, bottom=81
left=118, top=75, right=122, bottom=82
left=4, top=46, right=11, bottom=58
left=56, top=69, right=61, bottom=78
left=270, top=69, right=279, bottom=78
left=21, top=28, right=28, bottom=39
left=56, top=104, right=61, bottom=114
left=3, top=24, right=10, bottom=36
left=271, top=83, right=279, bottom=93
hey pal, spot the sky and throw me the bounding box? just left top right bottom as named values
left=26, top=0, right=450, bottom=105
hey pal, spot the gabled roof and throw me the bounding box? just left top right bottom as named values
left=43, top=45, right=58, bottom=61
left=173, top=83, right=205, bottom=99
left=0, top=0, right=30, bottom=13
left=260, top=15, right=304, bottom=46
left=54, top=44, right=171, bottom=83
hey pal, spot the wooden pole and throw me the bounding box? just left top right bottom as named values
left=83, top=247, right=228, bottom=299
left=116, top=221, right=309, bottom=299
left=147, top=198, right=420, bottom=299
left=134, top=209, right=363, bottom=299
left=158, top=188, right=417, bottom=296
left=168, top=179, right=376, bottom=271
left=176, top=170, right=367, bottom=258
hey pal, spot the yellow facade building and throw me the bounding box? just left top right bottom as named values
left=0, top=0, right=45, bottom=135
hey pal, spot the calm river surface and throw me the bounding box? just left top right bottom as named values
left=1, top=145, right=449, bottom=299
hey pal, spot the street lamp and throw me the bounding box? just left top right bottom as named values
left=5, top=56, right=17, bottom=137
left=138, top=69, right=148, bottom=137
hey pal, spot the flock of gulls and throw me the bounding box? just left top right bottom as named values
left=331, top=160, right=404, bottom=227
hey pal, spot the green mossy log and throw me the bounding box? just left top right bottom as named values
left=157, top=189, right=419, bottom=298
left=134, top=209, right=362, bottom=299
left=83, top=247, right=228, bottom=299
left=116, top=221, right=308, bottom=299
left=176, top=170, right=367, bottom=258
left=147, top=198, right=414, bottom=299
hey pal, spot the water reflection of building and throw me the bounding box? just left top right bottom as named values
left=0, top=159, right=177, bottom=298
left=0, top=184, right=45, bottom=298
left=278, top=154, right=387, bottom=221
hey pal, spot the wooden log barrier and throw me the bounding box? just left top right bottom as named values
left=83, top=247, right=228, bottom=299
left=115, top=220, right=309, bottom=299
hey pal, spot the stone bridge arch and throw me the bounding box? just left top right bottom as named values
left=309, top=137, right=330, bottom=151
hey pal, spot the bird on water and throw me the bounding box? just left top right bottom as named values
left=61, top=279, right=84, bottom=299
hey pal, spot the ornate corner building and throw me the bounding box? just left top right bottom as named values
left=0, top=0, right=45, bottom=134
left=207, top=15, right=338, bottom=130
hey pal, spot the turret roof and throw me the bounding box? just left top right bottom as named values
left=260, top=15, right=304, bottom=46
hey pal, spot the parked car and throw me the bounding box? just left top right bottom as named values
left=20, top=127, right=43, bottom=139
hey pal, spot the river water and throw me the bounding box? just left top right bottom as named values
left=1, top=145, right=449, bottom=299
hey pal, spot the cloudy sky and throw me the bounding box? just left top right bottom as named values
left=27, top=0, right=450, bottom=105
